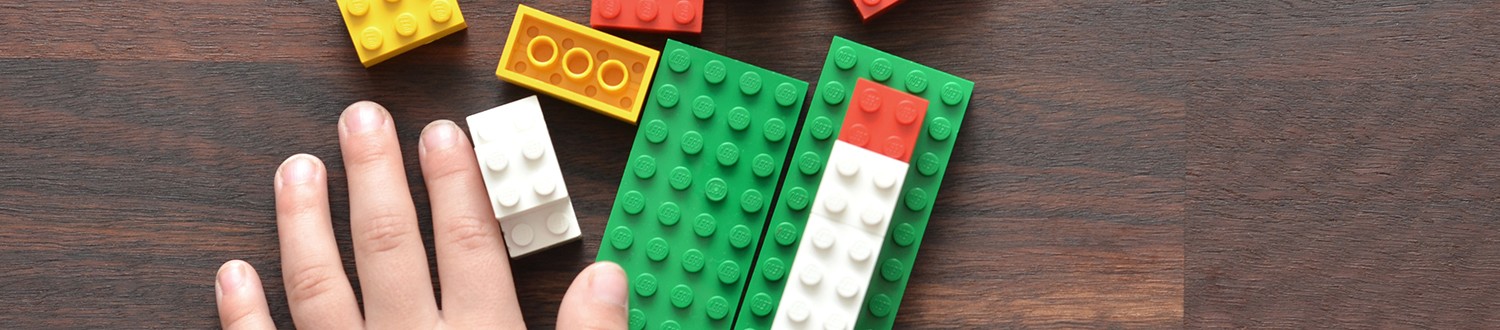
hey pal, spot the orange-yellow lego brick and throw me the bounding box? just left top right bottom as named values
left=337, top=0, right=468, bottom=68
left=497, top=4, right=661, bottom=124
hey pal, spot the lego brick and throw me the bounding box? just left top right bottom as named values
left=734, top=37, right=973, bottom=330
left=597, top=39, right=807, bottom=330
left=465, top=96, right=581, bottom=258
left=852, top=0, right=903, bottom=23
left=337, top=0, right=467, bottom=67
left=496, top=4, right=660, bottom=124
left=772, top=141, right=909, bottom=330
left=591, top=0, right=703, bottom=34
left=840, top=78, right=928, bottom=162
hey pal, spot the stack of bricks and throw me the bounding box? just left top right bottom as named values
left=465, top=96, right=582, bottom=258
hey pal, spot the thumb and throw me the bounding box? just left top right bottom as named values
left=557, top=262, right=630, bottom=330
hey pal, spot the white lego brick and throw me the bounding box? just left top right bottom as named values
left=465, top=95, right=580, bottom=258
left=809, top=141, right=909, bottom=232
left=772, top=141, right=910, bottom=330
left=498, top=196, right=582, bottom=257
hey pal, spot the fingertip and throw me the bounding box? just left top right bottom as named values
left=587, top=261, right=628, bottom=308
left=419, top=120, right=464, bottom=156
left=276, top=154, right=324, bottom=190
left=340, top=101, right=389, bottom=135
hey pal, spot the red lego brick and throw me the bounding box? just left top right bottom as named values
left=852, top=0, right=903, bottom=22
left=839, top=78, right=929, bottom=162
left=591, top=0, right=703, bottom=34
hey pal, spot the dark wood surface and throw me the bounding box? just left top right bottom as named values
left=6, top=0, right=1490, bottom=329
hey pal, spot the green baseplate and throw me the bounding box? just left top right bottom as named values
left=732, top=36, right=974, bottom=330
left=597, top=39, right=809, bottom=330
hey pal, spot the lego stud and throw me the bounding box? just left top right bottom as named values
left=881, top=258, right=906, bottom=281
left=692, top=95, right=715, bottom=119
left=882, top=136, right=907, bottom=160
left=704, top=60, right=726, bottom=84
left=667, top=49, right=691, bottom=73
left=868, top=294, right=893, bottom=317
left=716, top=260, right=740, bottom=284
left=705, top=178, right=728, bottom=202
left=563, top=47, right=594, bottom=81
left=633, top=273, right=657, bottom=296
left=905, top=70, right=928, bottom=93
left=637, top=0, right=659, bottom=21
left=752, top=153, right=775, bottom=177
left=798, top=151, right=823, bottom=176
left=823, top=194, right=847, bottom=214
left=633, top=155, right=656, bottom=179
left=597, top=59, right=629, bottom=93
left=670, top=285, right=693, bottom=308
left=896, top=99, right=920, bottom=124
left=774, top=222, right=799, bottom=246
left=347, top=0, right=370, bottom=16
left=838, top=277, right=860, bottom=298
left=523, top=140, right=545, bottom=160
left=861, top=207, right=885, bottom=226
left=533, top=179, right=556, bottom=196
left=764, top=118, right=787, bottom=142
left=729, top=224, right=752, bottom=248
left=657, top=202, right=680, bottom=226
left=599, top=0, right=621, bottom=18
left=547, top=212, right=570, bottom=234
left=928, top=117, right=953, bottom=141
left=787, top=300, right=811, bottom=322
left=859, top=86, right=881, bottom=112
left=429, top=0, right=453, bottom=23
left=682, top=249, right=704, bottom=272
left=942, top=81, right=967, bottom=105
left=904, top=187, right=929, bottom=211
left=706, top=296, right=729, bottom=319
left=728, top=107, right=750, bottom=131
left=812, top=227, right=835, bottom=250
left=835, top=46, right=858, bottom=70
left=918, top=152, right=941, bottom=176
left=776, top=82, right=799, bottom=107
left=510, top=223, right=535, bottom=246
left=497, top=189, right=521, bottom=208
left=681, top=131, right=704, bottom=155
left=629, top=309, right=645, bottom=330
left=740, top=71, right=762, bottom=95
left=799, top=264, right=823, bottom=286
left=661, top=320, right=680, bottom=330
left=821, top=81, right=846, bottom=105
left=824, top=316, right=848, bottom=330
left=646, top=237, right=669, bottom=261
left=849, top=241, right=872, bottom=261
left=761, top=257, right=787, bottom=281
left=893, top=223, right=917, bottom=247
left=750, top=293, right=774, bottom=316
left=609, top=226, right=633, bottom=249
left=875, top=168, right=899, bottom=189
left=693, top=213, right=716, bottom=237
left=526, top=36, right=559, bottom=69
left=785, top=186, right=811, bottom=211
left=870, top=58, right=893, bottom=82
left=845, top=123, right=870, bottom=146
left=674, top=0, right=696, bottom=24
left=836, top=157, right=860, bottom=177
left=360, top=27, right=384, bottom=50
left=484, top=153, right=508, bottom=172
left=395, top=13, right=419, bottom=37
left=622, top=190, right=646, bottom=214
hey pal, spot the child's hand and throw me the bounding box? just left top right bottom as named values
left=214, top=101, right=627, bottom=329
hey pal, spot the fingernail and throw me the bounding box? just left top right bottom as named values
left=590, top=262, right=628, bottom=308
left=421, top=120, right=461, bottom=153
left=218, top=261, right=246, bottom=298
left=345, top=102, right=386, bottom=134
left=280, top=155, right=316, bottom=186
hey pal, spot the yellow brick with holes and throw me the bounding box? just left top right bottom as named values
left=496, top=5, right=660, bottom=124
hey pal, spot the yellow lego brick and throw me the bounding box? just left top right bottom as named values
left=496, top=4, right=660, bottom=124
left=338, top=0, right=467, bottom=68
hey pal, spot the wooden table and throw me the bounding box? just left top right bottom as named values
left=5, top=0, right=1494, bottom=328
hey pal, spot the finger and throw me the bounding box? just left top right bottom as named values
left=338, top=101, right=439, bottom=328
left=557, top=262, right=630, bottom=330
left=417, top=120, right=524, bottom=328
left=275, top=154, right=363, bottom=328
left=216, top=260, right=276, bottom=330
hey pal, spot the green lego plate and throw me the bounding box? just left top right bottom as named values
left=598, top=39, right=809, bottom=330
left=733, top=36, right=974, bottom=330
